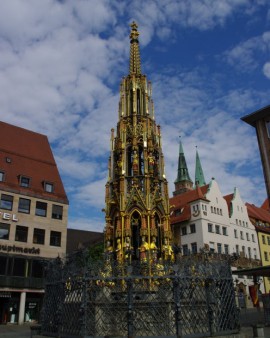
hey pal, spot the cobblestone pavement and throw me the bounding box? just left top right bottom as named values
left=1, top=308, right=270, bottom=338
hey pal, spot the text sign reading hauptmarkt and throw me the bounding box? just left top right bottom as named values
left=0, top=244, right=40, bottom=255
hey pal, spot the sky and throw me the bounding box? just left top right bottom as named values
left=0, top=0, right=270, bottom=232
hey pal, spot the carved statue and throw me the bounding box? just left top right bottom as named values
left=115, top=238, right=122, bottom=261
left=105, top=240, right=113, bottom=261
left=150, top=237, right=158, bottom=262
left=124, top=237, right=132, bottom=262
left=139, top=236, right=149, bottom=262
left=162, top=238, right=173, bottom=262
left=132, top=151, right=139, bottom=172
left=148, top=153, right=155, bottom=172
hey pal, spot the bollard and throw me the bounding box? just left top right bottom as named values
left=252, top=324, right=265, bottom=337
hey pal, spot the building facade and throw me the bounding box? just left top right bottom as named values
left=170, top=144, right=262, bottom=305
left=246, top=202, right=270, bottom=292
left=0, top=122, right=68, bottom=324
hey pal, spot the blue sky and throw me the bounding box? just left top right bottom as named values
left=0, top=0, right=269, bottom=232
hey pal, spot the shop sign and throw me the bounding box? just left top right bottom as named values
left=0, top=212, right=18, bottom=222
left=0, top=244, right=40, bottom=255
left=0, top=291, right=11, bottom=298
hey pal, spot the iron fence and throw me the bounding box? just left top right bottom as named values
left=41, top=253, right=239, bottom=338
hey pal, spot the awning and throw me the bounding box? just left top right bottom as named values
left=232, top=265, right=270, bottom=277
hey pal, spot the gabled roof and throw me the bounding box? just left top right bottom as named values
left=246, top=202, right=270, bottom=224
left=170, top=184, right=209, bottom=224
left=261, top=198, right=270, bottom=212
left=0, top=121, right=68, bottom=204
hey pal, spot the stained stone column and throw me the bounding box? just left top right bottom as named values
left=18, top=291, right=26, bottom=324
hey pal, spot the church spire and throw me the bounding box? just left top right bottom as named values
left=195, top=146, right=206, bottom=187
left=173, top=137, right=193, bottom=196
left=129, top=21, right=141, bottom=74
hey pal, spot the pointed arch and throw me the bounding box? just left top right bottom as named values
left=130, top=209, right=142, bottom=260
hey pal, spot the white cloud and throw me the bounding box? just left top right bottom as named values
left=263, top=62, right=270, bottom=79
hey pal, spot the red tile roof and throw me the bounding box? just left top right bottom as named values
left=170, top=184, right=209, bottom=224
left=223, top=193, right=233, bottom=214
left=246, top=203, right=270, bottom=224
left=0, top=121, right=68, bottom=204
left=261, top=198, right=270, bottom=212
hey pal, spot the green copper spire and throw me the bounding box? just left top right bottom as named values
left=195, top=146, right=206, bottom=187
left=173, top=138, right=193, bottom=195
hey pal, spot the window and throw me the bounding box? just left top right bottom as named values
left=15, top=225, right=28, bottom=242
left=20, top=176, right=30, bottom=187
left=262, top=235, right=266, bottom=244
left=13, top=258, right=26, bottom=277
left=220, top=209, right=223, bottom=216
left=44, top=182, right=54, bottom=193
left=215, top=225, right=220, bottom=234
left=181, top=227, right=187, bottom=236
left=52, top=204, right=63, bottom=220
left=254, top=248, right=257, bottom=260
left=234, top=230, right=238, bottom=238
left=246, top=233, right=249, bottom=241
left=268, top=237, right=270, bottom=245
left=240, top=231, right=243, bottom=240
left=31, top=260, right=44, bottom=278
left=182, top=244, right=188, bottom=255
left=18, top=198, right=31, bottom=214
left=264, top=252, right=269, bottom=261
left=209, top=242, right=215, bottom=253
left=190, top=224, right=196, bottom=234
left=236, top=245, right=239, bottom=254
left=242, top=246, right=245, bottom=255
left=208, top=223, right=213, bottom=233
left=35, top=201, right=47, bottom=217
left=224, top=244, right=229, bottom=255
left=252, top=234, right=255, bottom=242
left=0, top=223, right=10, bottom=240
left=239, top=220, right=242, bottom=226
left=191, top=242, right=197, bottom=254
left=0, top=171, right=4, bottom=182
left=217, top=243, right=222, bottom=254
left=33, top=228, right=45, bottom=245
left=236, top=219, right=238, bottom=225
left=0, top=256, right=7, bottom=275
left=222, top=227, right=227, bottom=236
left=248, top=247, right=251, bottom=259
left=0, top=194, right=13, bottom=210
left=192, top=205, right=198, bottom=212
left=50, top=231, right=61, bottom=247
left=211, top=206, right=213, bottom=213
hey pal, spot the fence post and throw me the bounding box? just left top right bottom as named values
left=205, top=277, right=214, bottom=336
left=173, top=276, right=182, bottom=338
left=127, top=277, right=134, bottom=338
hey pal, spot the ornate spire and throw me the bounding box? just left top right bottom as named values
left=129, top=21, right=141, bottom=75
left=173, top=137, right=193, bottom=195
left=195, top=146, right=206, bottom=187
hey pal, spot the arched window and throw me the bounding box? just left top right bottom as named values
left=131, top=211, right=142, bottom=260
left=137, top=89, right=140, bottom=115
left=130, top=89, right=133, bottom=115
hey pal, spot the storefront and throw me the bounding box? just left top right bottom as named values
left=0, top=291, right=43, bottom=324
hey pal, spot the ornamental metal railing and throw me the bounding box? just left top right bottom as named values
left=41, top=253, right=239, bottom=338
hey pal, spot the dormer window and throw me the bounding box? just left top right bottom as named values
left=44, top=182, right=54, bottom=193
left=20, top=176, right=30, bottom=188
